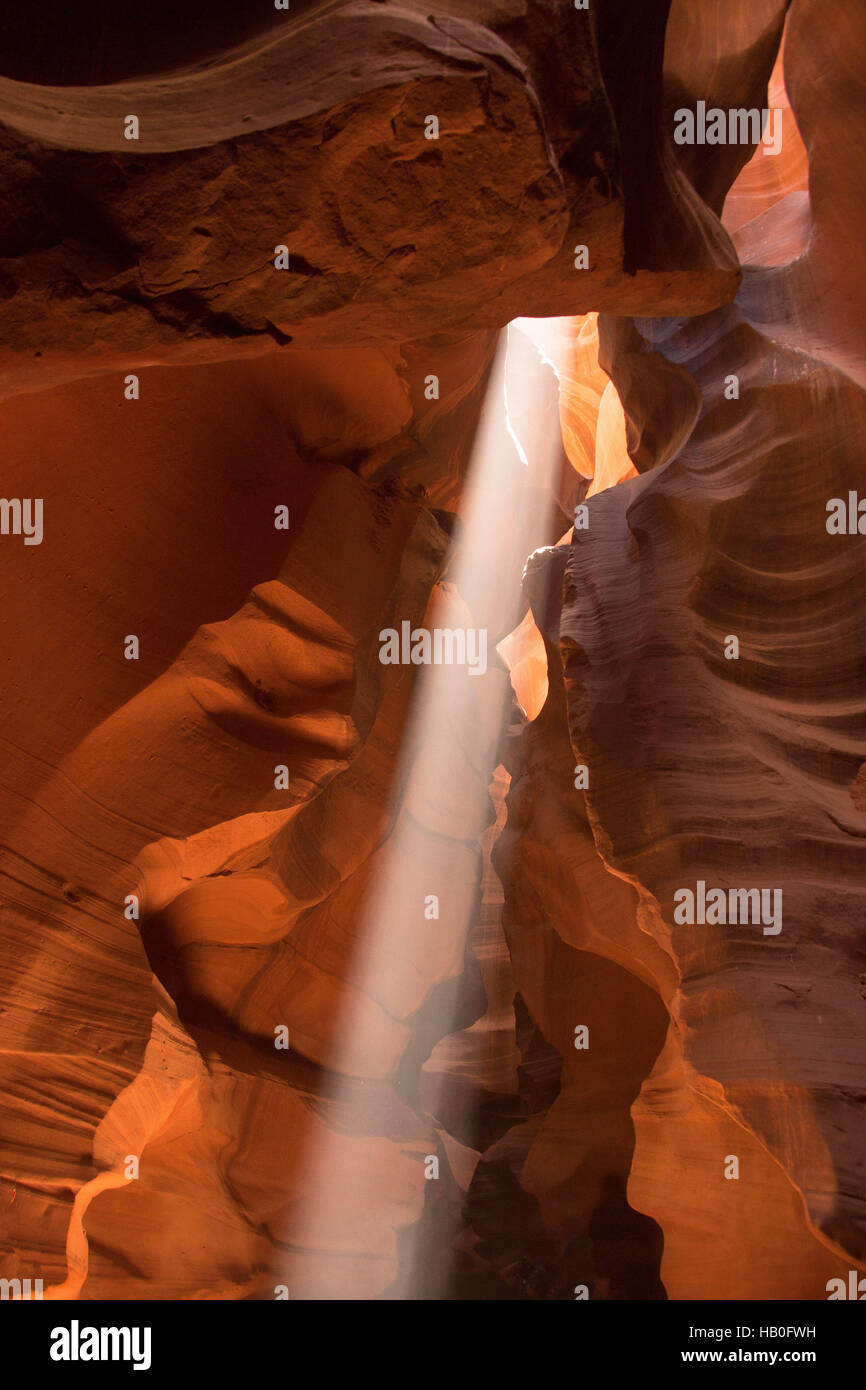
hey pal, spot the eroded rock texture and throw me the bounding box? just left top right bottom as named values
left=0, top=0, right=863, bottom=1302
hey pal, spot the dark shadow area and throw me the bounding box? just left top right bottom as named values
left=0, top=3, right=289, bottom=85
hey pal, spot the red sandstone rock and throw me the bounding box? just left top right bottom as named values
left=0, top=0, right=863, bottom=1307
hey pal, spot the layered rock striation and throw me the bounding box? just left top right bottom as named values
left=0, top=0, right=863, bottom=1301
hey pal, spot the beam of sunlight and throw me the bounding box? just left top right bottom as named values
left=280, top=323, right=565, bottom=1299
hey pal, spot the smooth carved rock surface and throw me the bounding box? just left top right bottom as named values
left=555, top=1, right=866, bottom=1295
left=0, top=0, right=740, bottom=402
left=0, top=0, right=863, bottom=1305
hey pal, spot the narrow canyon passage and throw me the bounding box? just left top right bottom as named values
left=0, top=0, right=864, bottom=1315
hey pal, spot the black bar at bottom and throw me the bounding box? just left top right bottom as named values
left=3, top=1298, right=859, bottom=1377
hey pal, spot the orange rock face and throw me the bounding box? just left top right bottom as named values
left=0, top=0, right=863, bottom=1306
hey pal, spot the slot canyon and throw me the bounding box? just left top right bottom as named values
left=0, top=0, right=864, bottom=1305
